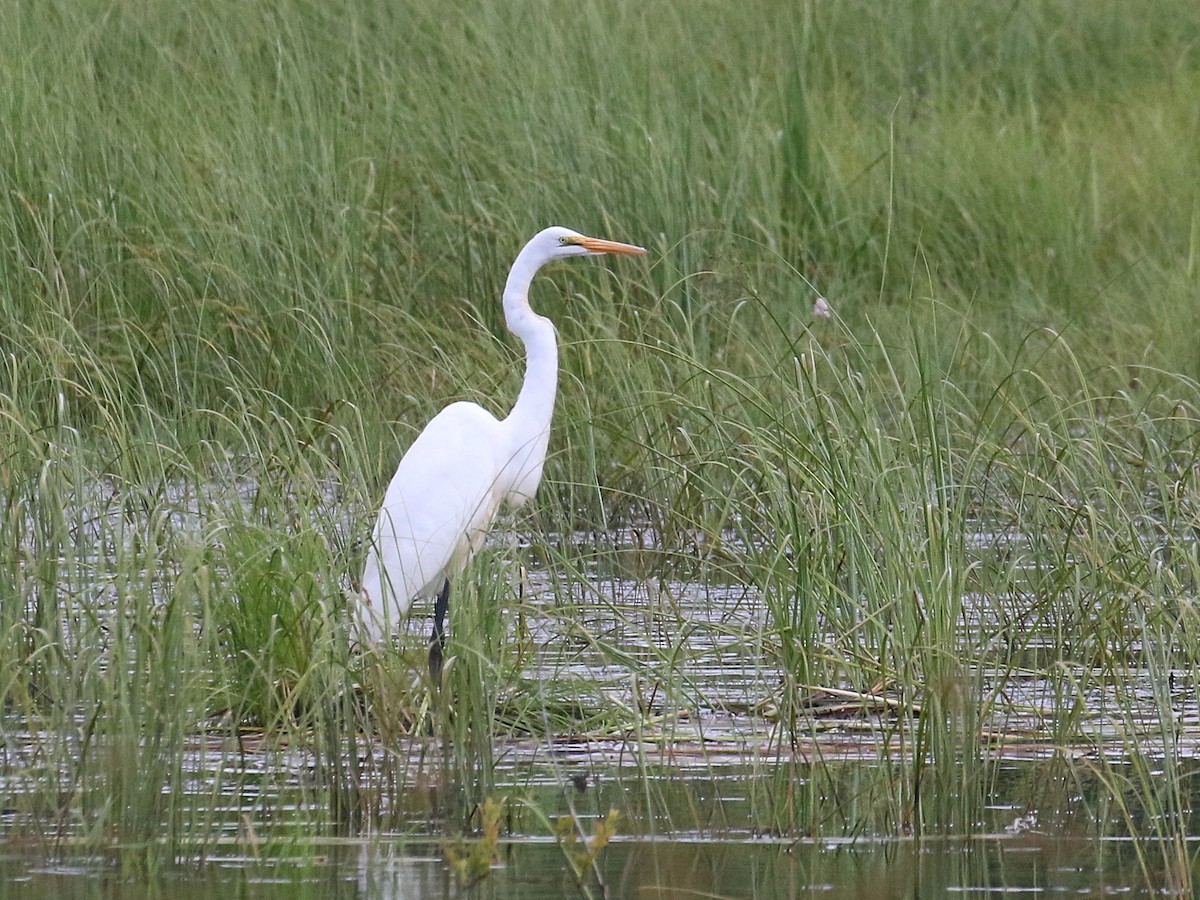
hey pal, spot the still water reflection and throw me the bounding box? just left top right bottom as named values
left=0, top=836, right=1189, bottom=899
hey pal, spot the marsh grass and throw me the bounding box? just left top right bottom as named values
left=2, top=0, right=1200, bottom=891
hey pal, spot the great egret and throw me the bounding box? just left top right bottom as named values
left=359, top=226, right=646, bottom=680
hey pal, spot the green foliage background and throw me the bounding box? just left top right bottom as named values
left=2, top=0, right=1197, bottom=459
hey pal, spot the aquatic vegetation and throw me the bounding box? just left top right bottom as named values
left=1, top=0, right=1199, bottom=894
left=552, top=809, right=621, bottom=897
left=441, top=796, right=505, bottom=888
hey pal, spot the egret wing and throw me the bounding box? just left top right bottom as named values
left=360, top=402, right=504, bottom=638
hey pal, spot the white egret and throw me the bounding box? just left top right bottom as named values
left=359, top=226, right=646, bottom=679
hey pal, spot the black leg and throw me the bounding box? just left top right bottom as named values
left=428, top=577, right=451, bottom=686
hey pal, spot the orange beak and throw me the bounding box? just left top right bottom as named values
left=571, top=235, right=647, bottom=255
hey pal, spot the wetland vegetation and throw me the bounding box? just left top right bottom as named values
left=2, top=0, right=1200, bottom=895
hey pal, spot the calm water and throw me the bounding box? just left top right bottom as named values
left=0, top=836, right=1191, bottom=899
left=2, top=523, right=1198, bottom=896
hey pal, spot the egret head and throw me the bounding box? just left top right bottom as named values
left=504, top=226, right=647, bottom=313
left=535, top=226, right=647, bottom=260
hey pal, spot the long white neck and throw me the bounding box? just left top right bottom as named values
left=500, top=242, right=559, bottom=477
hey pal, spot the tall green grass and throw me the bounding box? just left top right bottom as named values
left=2, top=0, right=1199, bottom=891
left=2, top=0, right=1198, bottom=441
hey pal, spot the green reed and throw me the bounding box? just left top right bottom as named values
left=1, top=0, right=1199, bottom=891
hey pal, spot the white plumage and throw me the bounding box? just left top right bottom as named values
left=358, top=227, right=645, bottom=672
